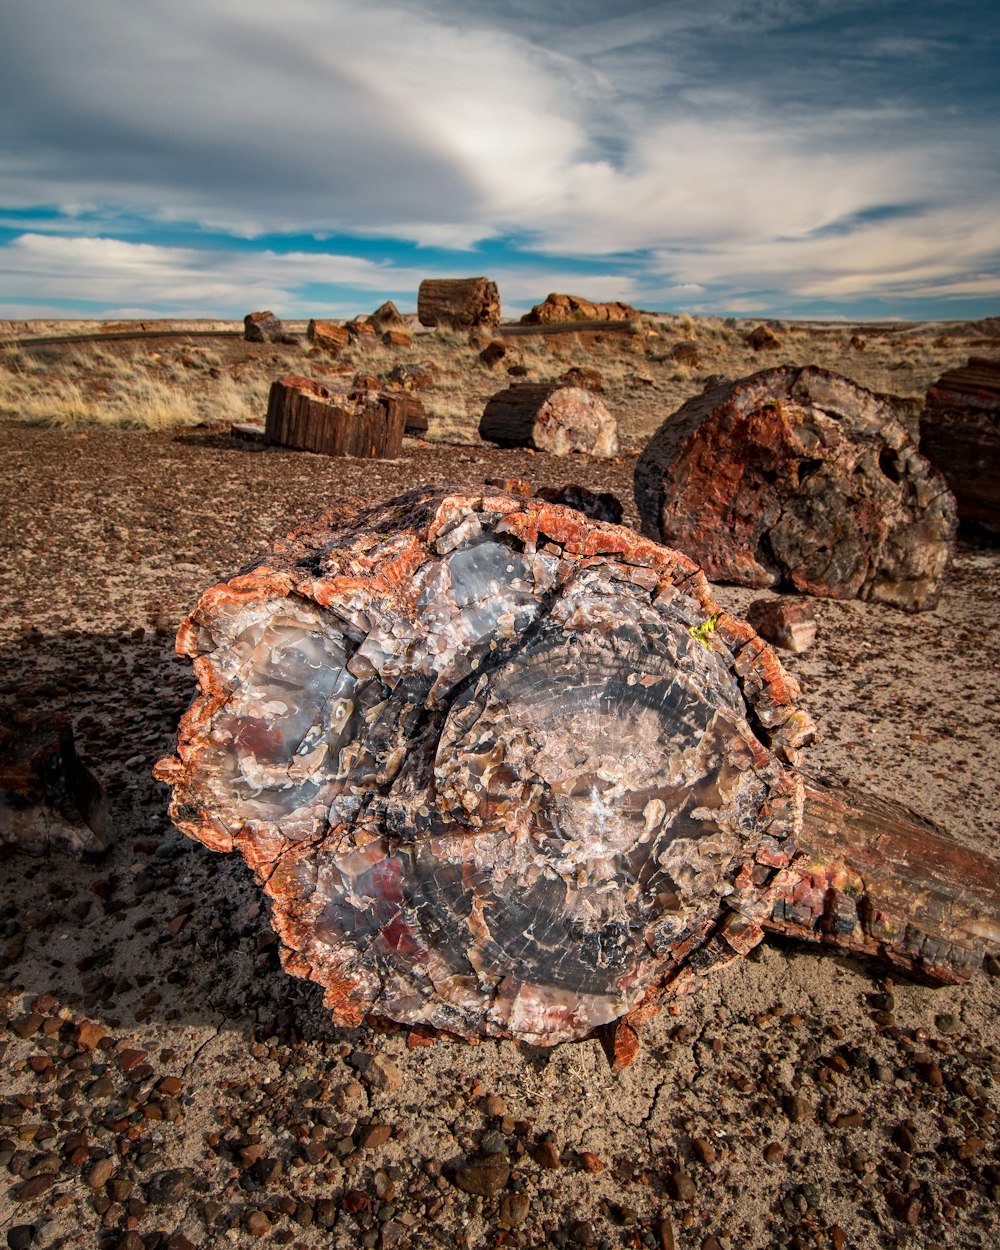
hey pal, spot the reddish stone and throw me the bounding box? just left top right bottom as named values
left=745, top=598, right=817, bottom=653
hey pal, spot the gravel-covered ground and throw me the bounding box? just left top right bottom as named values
left=1, top=327, right=998, bottom=1250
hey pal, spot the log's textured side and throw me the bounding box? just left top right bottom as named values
left=634, top=366, right=957, bottom=611
left=155, top=488, right=814, bottom=1045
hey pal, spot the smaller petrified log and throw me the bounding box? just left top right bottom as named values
left=521, top=293, right=640, bottom=325
left=634, top=366, right=956, bottom=611
left=417, top=277, right=500, bottom=329
left=479, top=340, right=523, bottom=371
left=382, top=330, right=413, bottom=348
left=347, top=319, right=378, bottom=342
left=745, top=598, right=817, bottom=653
left=480, top=382, right=618, bottom=458
left=559, top=366, right=604, bottom=392
left=244, top=311, right=283, bottom=343
left=307, top=320, right=350, bottom=352
left=921, top=356, right=1000, bottom=529
left=0, top=715, right=110, bottom=857
left=265, top=375, right=405, bottom=459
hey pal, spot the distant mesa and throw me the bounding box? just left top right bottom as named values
left=417, top=277, right=500, bottom=329
left=520, top=292, right=640, bottom=325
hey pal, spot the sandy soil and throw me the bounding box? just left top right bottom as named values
left=0, top=320, right=998, bottom=1250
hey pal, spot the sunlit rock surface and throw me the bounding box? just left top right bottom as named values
left=156, top=488, right=819, bottom=1046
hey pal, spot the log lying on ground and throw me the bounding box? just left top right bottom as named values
left=417, top=278, right=500, bottom=329
left=480, top=382, right=619, bottom=458
left=265, top=375, right=406, bottom=459
left=307, top=320, right=350, bottom=352
left=155, top=487, right=999, bottom=1054
left=920, top=356, right=1000, bottom=529
left=635, top=366, right=957, bottom=611
left=1, top=714, right=110, bottom=857
left=521, top=293, right=640, bottom=325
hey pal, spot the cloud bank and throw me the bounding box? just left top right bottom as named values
left=1, top=0, right=997, bottom=317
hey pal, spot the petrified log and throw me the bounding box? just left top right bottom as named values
left=369, top=300, right=409, bottom=335
left=634, top=367, right=957, bottom=611
left=480, top=383, right=618, bottom=458
left=417, top=278, right=500, bottom=329
left=265, top=376, right=405, bottom=459
left=307, top=320, right=350, bottom=352
left=382, top=330, right=413, bottom=348
left=155, top=488, right=999, bottom=1054
left=746, top=324, right=781, bottom=351
left=244, top=311, right=283, bottom=343
left=920, top=356, right=1000, bottom=529
left=521, top=293, right=640, bottom=325
left=1, top=715, right=110, bottom=857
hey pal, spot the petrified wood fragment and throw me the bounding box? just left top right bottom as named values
left=480, top=383, right=618, bottom=458
left=521, top=293, right=640, bottom=325
left=635, top=367, right=957, bottom=611
left=920, top=356, right=1000, bottom=529
left=307, top=320, right=350, bottom=352
left=417, top=278, right=500, bottom=329
left=745, top=598, right=817, bottom=654
left=1, top=714, right=110, bottom=857
left=244, top=310, right=284, bottom=343
left=155, top=488, right=1000, bottom=1053
left=265, top=376, right=405, bottom=459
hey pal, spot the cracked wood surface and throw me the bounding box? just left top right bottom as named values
left=155, top=486, right=1000, bottom=1057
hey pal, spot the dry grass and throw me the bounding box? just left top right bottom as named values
left=0, top=316, right=986, bottom=442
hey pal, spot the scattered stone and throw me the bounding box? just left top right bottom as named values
left=453, top=1153, right=511, bottom=1198
left=668, top=1167, right=696, bottom=1202
left=359, top=1124, right=392, bottom=1150
left=657, top=1215, right=676, bottom=1250
left=244, top=1209, right=271, bottom=1236
left=306, top=320, right=350, bottom=352
left=6, top=1228, right=36, bottom=1250
left=498, top=1192, right=531, bottom=1228
left=243, top=311, right=283, bottom=343
left=635, top=366, right=956, bottom=611
left=578, top=1151, right=605, bottom=1173
left=670, top=341, right=700, bottom=366
left=786, top=1095, right=814, bottom=1124
left=747, top=324, right=781, bottom=351
left=86, top=1158, right=116, bottom=1188
left=745, top=598, right=817, bottom=653
left=532, top=1140, right=562, bottom=1169
left=692, top=1137, right=717, bottom=1166
left=764, top=1141, right=785, bottom=1164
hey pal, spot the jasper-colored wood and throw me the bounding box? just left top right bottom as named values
left=635, top=366, right=957, bottom=611
left=480, top=382, right=618, bottom=458
left=921, top=356, right=1000, bottom=528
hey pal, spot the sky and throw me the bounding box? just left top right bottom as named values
left=1, top=1, right=997, bottom=322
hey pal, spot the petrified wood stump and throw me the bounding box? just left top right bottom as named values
left=417, top=278, right=500, bottom=329
left=635, top=366, right=957, bottom=611
left=155, top=488, right=999, bottom=1053
left=921, top=356, right=1000, bottom=530
left=265, top=376, right=406, bottom=459
left=480, top=383, right=618, bottom=458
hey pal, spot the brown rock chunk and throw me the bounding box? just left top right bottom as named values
left=521, top=292, right=639, bottom=325
left=921, top=356, right=1000, bottom=529
left=480, top=382, right=618, bottom=457
left=453, top=1152, right=511, bottom=1197
left=359, top=1123, right=392, bottom=1149
left=746, top=324, right=781, bottom=350
left=307, top=320, right=350, bottom=352
left=86, top=1157, right=116, bottom=1188
left=418, top=277, right=500, bottom=328
left=670, top=341, right=700, bottom=366
left=243, top=311, right=283, bottom=342
left=635, top=366, right=956, bottom=611
left=480, top=339, right=524, bottom=371
left=369, top=300, right=409, bottom=335
left=0, top=713, right=110, bottom=856
left=387, top=361, right=437, bottom=390
left=244, top=1209, right=271, bottom=1236
left=532, top=1139, right=562, bottom=1169
left=382, top=330, right=413, bottom=348
left=560, top=365, right=604, bottom=392
left=498, top=1192, right=531, bottom=1227
left=745, top=598, right=817, bottom=653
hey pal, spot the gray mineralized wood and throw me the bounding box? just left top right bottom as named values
left=480, top=382, right=618, bottom=457
left=635, top=366, right=957, bottom=611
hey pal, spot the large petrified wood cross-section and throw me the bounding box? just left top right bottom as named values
left=155, top=488, right=1000, bottom=1052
